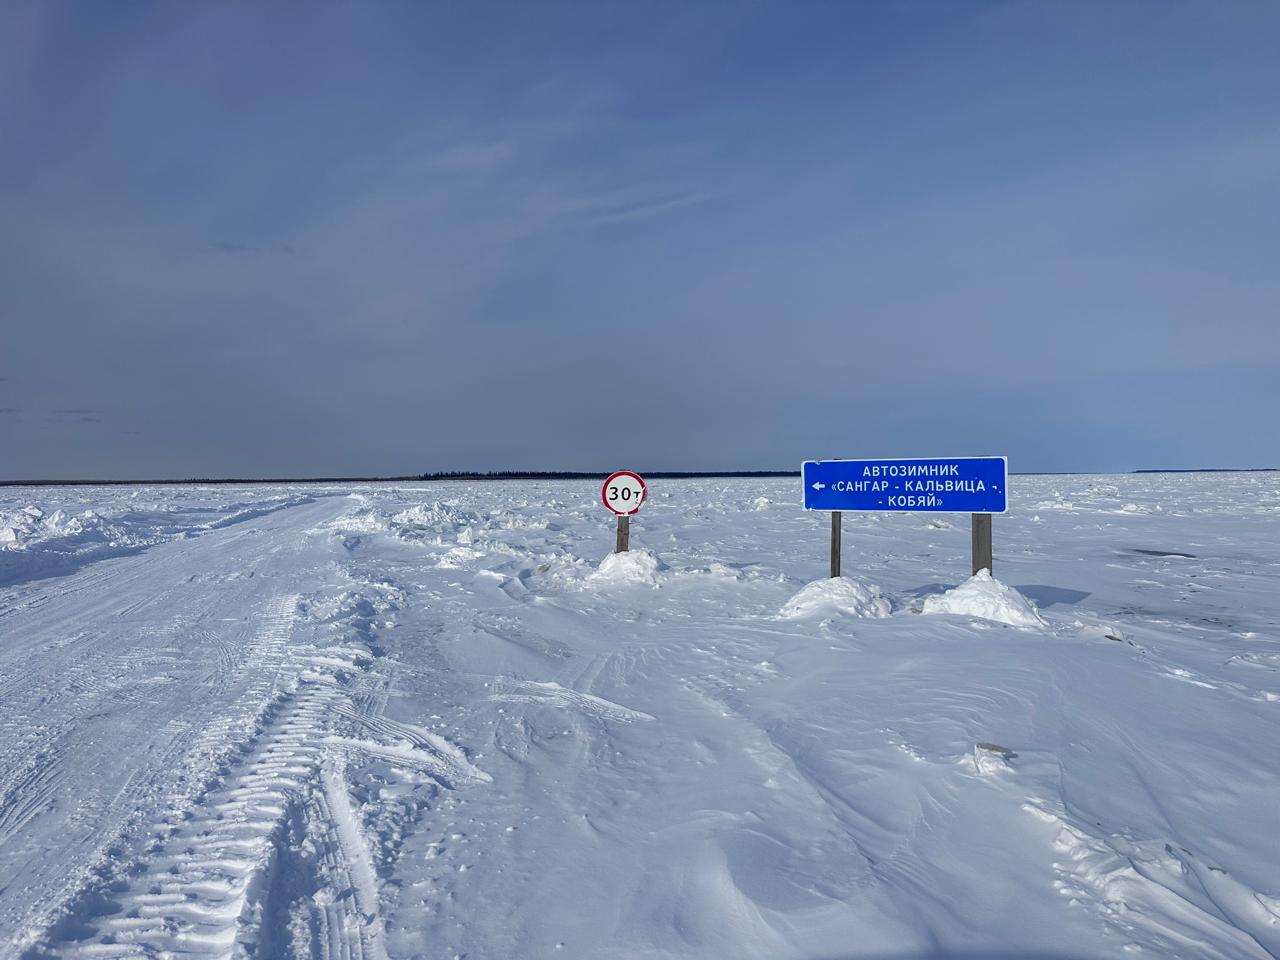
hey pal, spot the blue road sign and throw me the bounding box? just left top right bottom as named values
left=803, top=457, right=1008, bottom=513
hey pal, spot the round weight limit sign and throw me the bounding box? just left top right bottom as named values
left=602, top=471, right=646, bottom=515
left=602, top=471, right=646, bottom=553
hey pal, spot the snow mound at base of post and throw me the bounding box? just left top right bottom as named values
left=779, top=576, right=892, bottom=619
left=585, top=549, right=664, bottom=587
left=920, top=569, right=1046, bottom=628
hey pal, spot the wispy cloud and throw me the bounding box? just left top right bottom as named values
left=429, top=140, right=518, bottom=174
left=1, top=1, right=1277, bottom=476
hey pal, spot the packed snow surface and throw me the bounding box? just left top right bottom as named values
left=1, top=474, right=1278, bottom=959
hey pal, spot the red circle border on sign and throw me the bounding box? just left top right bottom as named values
left=601, top=471, right=647, bottom=516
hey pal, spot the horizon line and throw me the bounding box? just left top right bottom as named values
left=3, top=466, right=1278, bottom=488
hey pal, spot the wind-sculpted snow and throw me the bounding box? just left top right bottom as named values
left=778, top=575, right=892, bottom=619
left=1, top=473, right=1278, bottom=959
left=488, top=678, right=656, bottom=723
left=0, top=487, right=315, bottom=586
left=585, top=547, right=665, bottom=587
left=919, top=569, right=1047, bottom=627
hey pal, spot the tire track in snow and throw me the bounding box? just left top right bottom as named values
left=0, top=753, right=62, bottom=844
left=4, top=496, right=496, bottom=958
left=28, top=632, right=488, bottom=958
left=0, top=581, right=304, bottom=956
left=307, top=763, right=391, bottom=960
left=41, top=682, right=486, bottom=959
left=44, top=680, right=349, bottom=959
left=0, top=499, right=372, bottom=955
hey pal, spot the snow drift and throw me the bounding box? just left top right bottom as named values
left=779, top=576, right=892, bottom=619
left=919, top=569, right=1046, bottom=627
left=585, top=548, right=664, bottom=587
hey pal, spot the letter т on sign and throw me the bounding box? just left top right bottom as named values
left=802, top=457, right=1008, bottom=514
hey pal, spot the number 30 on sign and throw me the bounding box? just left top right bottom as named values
left=602, top=471, right=646, bottom=515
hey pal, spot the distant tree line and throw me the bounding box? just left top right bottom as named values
left=1131, top=468, right=1277, bottom=473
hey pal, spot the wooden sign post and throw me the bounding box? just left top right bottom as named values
left=602, top=471, right=646, bottom=553
left=830, top=511, right=842, bottom=578
left=803, top=457, right=1007, bottom=582
left=971, top=513, right=993, bottom=575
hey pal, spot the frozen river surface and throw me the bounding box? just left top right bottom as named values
left=1, top=474, right=1278, bottom=959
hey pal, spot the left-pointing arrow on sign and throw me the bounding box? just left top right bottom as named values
left=811, top=482, right=826, bottom=490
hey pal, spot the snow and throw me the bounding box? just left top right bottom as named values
left=1, top=473, right=1279, bottom=959
left=0, top=490, right=313, bottom=587
left=919, top=568, right=1047, bottom=627
left=585, top=547, right=664, bottom=586
left=778, top=575, right=892, bottom=619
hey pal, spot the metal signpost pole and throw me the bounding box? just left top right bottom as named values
left=617, top=514, right=630, bottom=553
left=971, top=513, right=992, bottom=575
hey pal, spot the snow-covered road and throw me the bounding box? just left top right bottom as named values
left=1, top=476, right=1278, bottom=959
left=0, top=495, right=374, bottom=956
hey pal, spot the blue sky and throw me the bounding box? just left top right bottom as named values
left=2, top=1, right=1278, bottom=478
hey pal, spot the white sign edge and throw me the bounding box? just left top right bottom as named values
left=800, top=456, right=1009, bottom=514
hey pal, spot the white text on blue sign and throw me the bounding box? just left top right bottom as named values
left=802, top=457, right=1008, bottom=513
